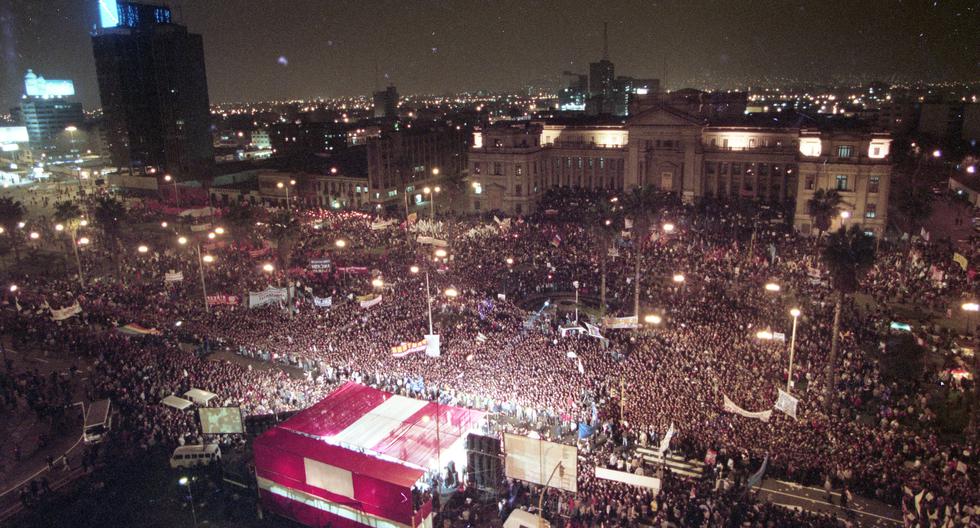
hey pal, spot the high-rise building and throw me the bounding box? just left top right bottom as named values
left=14, top=70, right=84, bottom=160
left=91, top=0, right=212, bottom=178
left=373, top=86, right=399, bottom=120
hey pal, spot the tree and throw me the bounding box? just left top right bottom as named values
left=623, top=186, right=659, bottom=320
left=0, top=196, right=27, bottom=263
left=806, top=189, right=843, bottom=239
left=268, top=209, right=300, bottom=268
left=584, top=195, right=623, bottom=316
left=223, top=201, right=258, bottom=246
left=93, top=196, right=128, bottom=279
left=821, top=225, right=876, bottom=410
left=895, top=184, right=934, bottom=236
left=53, top=201, right=85, bottom=285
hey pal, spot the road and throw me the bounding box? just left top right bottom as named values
left=756, top=478, right=902, bottom=527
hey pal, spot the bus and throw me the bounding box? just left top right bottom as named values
left=83, top=399, right=112, bottom=444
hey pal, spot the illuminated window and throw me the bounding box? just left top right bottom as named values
left=805, top=175, right=815, bottom=190
left=835, top=175, right=849, bottom=191
left=865, top=204, right=876, bottom=218
left=837, top=145, right=854, bottom=158
left=868, top=176, right=879, bottom=193
left=515, top=164, right=523, bottom=176
left=473, top=162, right=481, bottom=174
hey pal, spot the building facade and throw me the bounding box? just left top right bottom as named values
left=14, top=71, right=84, bottom=160
left=366, top=126, right=468, bottom=209
left=468, top=99, right=892, bottom=235
left=91, top=1, right=213, bottom=179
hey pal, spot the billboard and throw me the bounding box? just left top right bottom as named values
left=200, top=407, right=244, bottom=434
left=503, top=433, right=577, bottom=492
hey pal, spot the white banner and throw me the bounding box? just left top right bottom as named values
left=585, top=322, right=604, bottom=339
left=370, top=219, right=396, bottom=230
left=416, top=235, right=449, bottom=247
left=313, top=296, right=333, bottom=308
left=189, top=223, right=211, bottom=232
left=602, top=315, right=639, bottom=329
left=358, top=294, right=382, bottom=308
left=249, top=286, right=288, bottom=308
left=722, top=395, right=772, bottom=422
left=774, top=389, right=799, bottom=419
left=559, top=325, right=586, bottom=337
left=657, top=423, right=675, bottom=455
left=424, top=333, right=440, bottom=357
left=164, top=270, right=184, bottom=283
left=50, top=301, right=82, bottom=321
left=594, top=467, right=661, bottom=493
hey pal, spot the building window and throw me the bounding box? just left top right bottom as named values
left=473, top=162, right=481, bottom=174
left=515, top=203, right=522, bottom=215
left=493, top=163, right=502, bottom=175
left=515, top=184, right=522, bottom=196
left=710, top=138, right=717, bottom=147
left=805, top=175, right=815, bottom=190
left=577, top=157, right=583, bottom=169
left=868, top=176, right=879, bottom=193
left=835, top=174, right=849, bottom=191
left=749, top=138, right=756, bottom=148
left=473, top=199, right=481, bottom=211
left=865, top=204, right=876, bottom=218
left=837, top=145, right=853, bottom=158
left=731, top=163, right=742, bottom=175
left=516, top=164, right=523, bottom=176
left=599, top=157, right=605, bottom=169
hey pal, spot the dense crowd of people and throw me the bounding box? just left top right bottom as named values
left=1, top=187, right=977, bottom=526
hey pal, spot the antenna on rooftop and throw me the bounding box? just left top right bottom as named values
left=602, top=22, right=609, bottom=61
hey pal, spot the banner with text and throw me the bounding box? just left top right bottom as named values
left=357, top=293, right=382, bottom=308
left=602, top=315, right=639, bottom=329
left=248, top=287, right=288, bottom=308
left=774, top=389, right=799, bottom=419
left=165, top=270, right=184, bottom=283
left=307, top=259, right=331, bottom=273
left=722, top=394, right=772, bottom=422
left=206, top=294, right=239, bottom=306
left=313, top=296, right=333, bottom=308
left=391, top=338, right=428, bottom=358
left=50, top=301, right=82, bottom=321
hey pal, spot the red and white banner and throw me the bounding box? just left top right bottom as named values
left=206, top=294, right=240, bottom=306
left=391, top=339, right=427, bottom=358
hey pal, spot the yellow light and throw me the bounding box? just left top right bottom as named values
left=335, top=239, right=346, bottom=248
left=80, top=219, right=88, bottom=226
left=160, top=221, right=168, bottom=228
left=840, top=211, right=851, bottom=219
left=434, top=186, right=441, bottom=193
left=178, top=236, right=188, bottom=245
left=207, top=232, right=216, bottom=239
left=78, top=237, right=89, bottom=245
left=371, top=278, right=384, bottom=288
left=55, top=223, right=64, bottom=231
left=262, top=263, right=274, bottom=272
left=963, top=302, right=980, bottom=312
left=214, top=227, right=225, bottom=235
left=432, top=168, right=440, bottom=176
left=644, top=314, right=662, bottom=325
left=662, top=223, right=675, bottom=233
left=423, top=187, right=431, bottom=194
left=756, top=330, right=774, bottom=340
left=29, top=231, right=39, bottom=240
left=672, top=273, right=685, bottom=283
left=137, top=245, right=148, bottom=253
left=164, top=174, right=172, bottom=182
left=765, top=283, right=781, bottom=292
left=9, top=285, right=18, bottom=292
left=410, top=265, right=420, bottom=274
left=203, top=255, right=215, bottom=263
left=435, top=248, right=448, bottom=258
left=445, top=287, right=459, bottom=298
left=505, top=257, right=514, bottom=265
left=277, top=182, right=284, bottom=188
left=790, top=308, right=801, bottom=318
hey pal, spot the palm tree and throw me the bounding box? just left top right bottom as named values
left=806, top=189, right=843, bottom=239
left=895, top=184, right=934, bottom=237
left=268, top=209, right=300, bottom=268
left=0, top=197, right=26, bottom=263
left=623, top=186, right=659, bottom=320
left=585, top=195, right=623, bottom=315
left=93, top=196, right=127, bottom=279
left=53, top=201, right=85, bottom=285
left=821, top=225, right=876, bottom=410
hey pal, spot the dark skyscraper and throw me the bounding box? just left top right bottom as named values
left=372, top=85, right=399, bottom=121
left=91, top=0, right=212, bottom=179
left=587, top=23, right=615, bottom=115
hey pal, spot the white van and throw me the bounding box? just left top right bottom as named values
left=83, top=399, right=112, bottom=444
left=169, top=444, right=221, bottom=468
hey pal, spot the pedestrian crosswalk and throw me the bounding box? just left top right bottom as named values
left=635, top=447, right=705, bottom=478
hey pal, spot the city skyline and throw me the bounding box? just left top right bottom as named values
left=1, top=0, right=977, bottom=110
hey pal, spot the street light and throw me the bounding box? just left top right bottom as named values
left=672, top=273, right=685, bottom=283
left=277, top=179, right=296, bottom=209
left=214, top=227, right=225, bottom=235
left=161, top=221, right=168, bottom=228
left=202, top=255, right=215, bottom=263
left=178, top=236, right=188, bottom=245
left=262, top=263, right=275, bottom=273
left=164, top=174, right=180, bottom=207
left=434, top=248, right=448, bottom=259
left=335, top=239, right=347, bottom=248
left=572, top=280, right=580, bottom=323
left=445, top=287, right=459, bottom=298
left=29, top=231, right=39, bottom=240
left=662, top=223, right=675, bottom=233
left=787, top=308, right=801, bottom=391
left=178, top=476, right=197, bottom=527
left=371, top=278, right=384, bottom=289
left=764, top=282, right=781, bottom=292
left=9, top=285, right=17, bottom=292
left=505, top=257, right=514, bottom=266
left=78, top=237, right=89, bottom=245
left=55, top=223, right=64, bottom=232
left=423, top=186, right=441, bottom=219
left=137, top=244, right=149, bottom=253
left=644, top=314, right=662, bottom=325
left=410, top=265, right=420, bottom=274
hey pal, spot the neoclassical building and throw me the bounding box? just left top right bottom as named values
left=467, top=97, right=892, bottom=236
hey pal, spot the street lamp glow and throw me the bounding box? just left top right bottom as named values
left=277, top=181, right=284, bottom=189
left=932, top=149, right=942, bottom=158
left=410, top=265, right=420, bottom=274
left=137, top=245, right=148, bottom=253
left=662, top=223, right=675, bottom=233
left=840, top=210, right=851, bottom=219
left=164, top=174, right=172, bottom=182
left=177, top=236, right=188, bottom=245
left=262, top=263, right=274, bottom=272
left=644, top=314, right=662, bottom=325
left=434, top=248, right=448, bottom=258
left=29, top=231, right=39, bottom=240
left=432, top=168, right=440, bottom=176
left=55, top=223, right=65, bottom=232
left=207, top=232, right=216, bottom=239
left=9, top=285, right=17, bottom=292
left=790, top=307, right=801, bottom=318
left=434, top=186, right=441, bottom=193
left=423, top=186, right=432, bottom=194
left=179, top=476, right=189, bottom=486
left=17, top=222, right=25, bottom=229
left=80, top=219, right=89, bottom=227
left=764, top=282, right=781, bottom=292
left=214, top=227, right=225, bottom=235
left=78, top=237, right=89, bottom=245
left=371, top=278, right=384, bottom=288
left=161, top=221, right=168, bottom=228
left=202, top=255, right=215, bottom=263
left=756, top=330, right=774, bottom=340
left=64, top=125, right=77, bottom=133
left=445, top=287, right=459, bottom=298
left=505, top=257, right=514, bottom=265
left=962, top=302, right=980, bottom=312
left=335, top=239, right=346, bottom=248
left=672, top=273, right=685, bottom=283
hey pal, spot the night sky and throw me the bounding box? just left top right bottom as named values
left=1, top=0, right=977, bottom=110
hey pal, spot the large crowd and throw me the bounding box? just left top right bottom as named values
left=1, top=187, right=977, bottom=527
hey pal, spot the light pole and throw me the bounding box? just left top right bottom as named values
left=572, top=280, right=580, bottom=323
left=277, top=179, right=296, bottom=210
left=423, top=185, right=441, bottom=219
left=179, top=232, right=218, bottom=313
left=178, top=476, right=197, bottom=527
left=56, top=222, right=85, bottom=287
left=787, top=308, right=801, bottom=391
left=164, top=174, right=180, bottom=207
left=411, top=265, right=434, bottom=335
